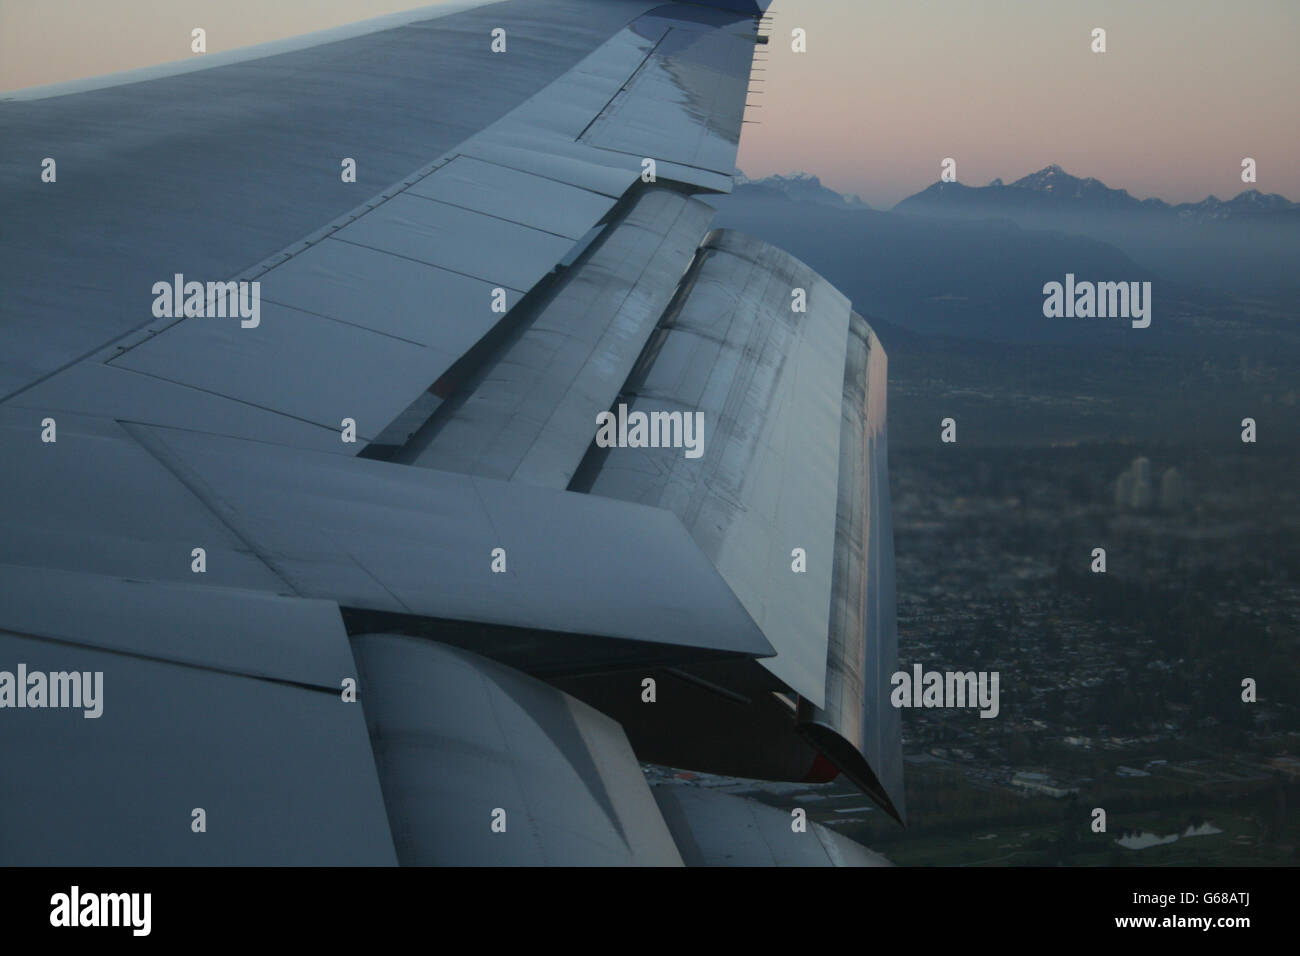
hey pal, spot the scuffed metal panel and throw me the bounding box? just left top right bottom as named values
left=0, top=409, right=285, bottom=590
left=352, top=635, right=683, bottom=865
left=0, top=565, right=352, bottom=689
left=860, top=321, right=902, bottom=815
left=0, top=570, right=395, bottom=865
left=5, top=362, right=348, bottom=455
left=457, top=24, right=667, bottom=193
left=0, top=0, right=903, bottom=863
left=108, top=302, right=443, bottom=443
left=461, top=5, right=761, bottom=195
left=405, top=155, right=617, bottom=240
left=50, top=421, right=776, bottom=664
left=578, top=229, right=853, bottom=707
left=2, top=0, right=763, bottom=463
left=0, top=0, right=663, bottom=398
left=581, top=25, right=755, bottom=174
left=406, top=188, right=715, bottom=486
left=329, top=194, right=577, bottom=290
left=0, top=406, right=775, bottom=669
left=651, top=784, right=891, bottom=866
left=460, top=142, right=640, bottom=198
left=797, top=314, right=904, bottom=823
left=260, top=238, right=522, bottom=348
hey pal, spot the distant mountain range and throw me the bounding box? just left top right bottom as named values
left=710, top=181, right=1168, bottom=347
left=879, top=165, right=1300, bottom=297
left=895, top=164, right=1300, bottom=228
left=734, top=171, right=872, bottom=211
left=709, top=164, right=1300, bottom=346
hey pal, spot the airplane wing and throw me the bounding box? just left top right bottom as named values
left=0, top=0, right=902, bottom=866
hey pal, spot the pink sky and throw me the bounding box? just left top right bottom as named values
left=742, top=0, right=1300, bottom=206
left=4, top=0, right=1296, bottom=207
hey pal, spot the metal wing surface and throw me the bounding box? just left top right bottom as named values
left=0, top=0, right=903, bottom=866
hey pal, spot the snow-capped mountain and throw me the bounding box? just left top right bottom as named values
left=733, top=170, right=871, bottom=210
left=895, top=164, right=1299, bottom=227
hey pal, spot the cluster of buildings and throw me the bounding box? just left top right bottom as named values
left=1114, top=456, right=1187, bottom=511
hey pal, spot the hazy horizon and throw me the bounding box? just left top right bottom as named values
left=737, top=163, right=1300, bottom=210
left=3, top=0, right=1297, bottom=207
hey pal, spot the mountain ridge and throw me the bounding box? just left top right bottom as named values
left=896, top=164, right=1299, bottom=226
left=734, top=170, right=872, bottom=210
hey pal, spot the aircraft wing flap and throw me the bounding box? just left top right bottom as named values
left=651, top=784, right=893, bottom=867
left=353, top=634, right=684, bottom=866
left=404, top=188, right=715, bottom=486
left=578, top=229, right=853, bottom=707
left=797, top=314, right=905, bottom=823
left=77, top=421, right=777, bottom=663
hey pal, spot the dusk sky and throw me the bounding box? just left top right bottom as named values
left=3, top=0, right=1297, bottom=207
